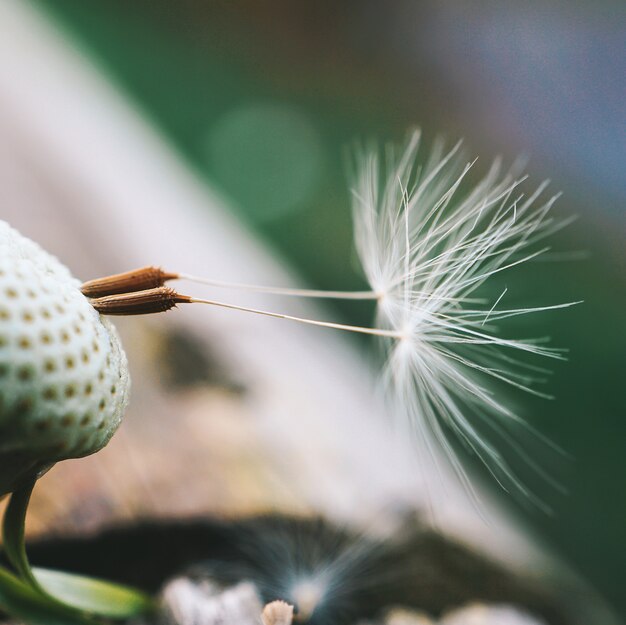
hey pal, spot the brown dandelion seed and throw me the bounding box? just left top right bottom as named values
left=81, top=266, right=178, bottom=298
left=90, top=287, right=192, bottom=316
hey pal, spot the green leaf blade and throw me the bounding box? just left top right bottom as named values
left=32, top=567, right=154, bottom=619
left=0, top=566, right=94, bottom=625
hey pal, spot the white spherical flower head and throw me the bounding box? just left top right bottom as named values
left=0, top=221, right=130, bottom=496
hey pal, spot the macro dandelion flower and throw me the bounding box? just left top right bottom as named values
left=0, top=129, right=580, bottom=625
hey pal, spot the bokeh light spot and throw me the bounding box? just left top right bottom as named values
left=206, top=103, right=324, bottom=222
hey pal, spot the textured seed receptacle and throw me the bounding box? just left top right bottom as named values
left=0, top=221, right=130, bottom=496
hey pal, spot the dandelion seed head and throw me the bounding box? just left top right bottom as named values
left=195, top=519, right=398, bottom=624
left=0, top=221, right=130, bottom=496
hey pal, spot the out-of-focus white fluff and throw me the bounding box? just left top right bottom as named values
left=351, top=131, right=577, bottom=505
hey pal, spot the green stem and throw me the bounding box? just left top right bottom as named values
left=1, top=480, right=154, bottom=620
left=2, top=478, right=40, bottom=589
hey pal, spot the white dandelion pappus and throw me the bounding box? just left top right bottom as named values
left=350, top=131, right=578, bottom=506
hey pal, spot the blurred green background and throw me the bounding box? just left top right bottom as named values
left=35, top=0, right=625, bottom=617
